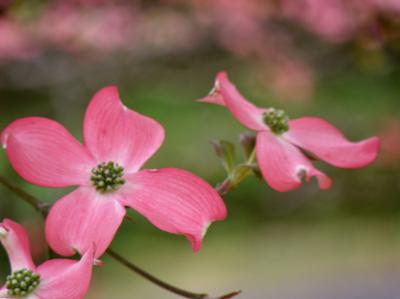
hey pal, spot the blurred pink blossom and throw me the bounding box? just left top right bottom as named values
left=37, top=4, right=137, bottom=54
left=281, top=0, right=357, bottom=42
left=195, top=0, right=316, bottom=101
left=137, top=9, right=202, bottom=55
left=0, top=19, right=39, bottom=62
left=268, top=59, right=314, bottom=103
left=281, top=0, right=400, bottom=43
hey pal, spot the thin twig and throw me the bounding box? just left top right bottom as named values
left=0, top=174, right=241, bottom=299
left=0, top=175, right=49, bottom=217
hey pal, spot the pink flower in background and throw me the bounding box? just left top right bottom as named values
left=0, top=19, right=39, bottom=62
left=0, top=219, right=93, bottom=299
left=195, top=0, right=317, bottom=101
left=268, top=59, right=314, bottom=104
left=1, top=86, right=227, bottom=258
left=200, top=72, right=380, bottom=192
left=37, top=4, right=137, bottom=54
left=281, top=0, right=356, bottom=43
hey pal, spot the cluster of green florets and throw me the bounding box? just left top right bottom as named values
left=263, top=108, right=289, bottom=135
left=91, top=161, right=125, bottom=193
left=6, top=269, right=40, bottom=297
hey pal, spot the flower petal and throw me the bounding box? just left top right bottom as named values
left=0, top=287, right=9, bottom=299
left=200, top=72, right=266, bottom=131
left=83, top=86, right=165, bottom=173
left=285, top=117, right=380, bottom=168
left=0, top=219, right=35, bottom=271
left=1, top=117, right=95, bottom=187
left=120, top=168, right=227, bottom=252
left=35, top=246, right=94, bottom=299
left=45, top=187, right=125, bottom=258
left=256, top=131, right=332, bottom=192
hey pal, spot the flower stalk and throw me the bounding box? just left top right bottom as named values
left=214, top=138, right=258, bottom=196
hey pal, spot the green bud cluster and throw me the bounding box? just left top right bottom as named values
left=263, top=108, right=289, bottom=135
left=6, top=269, right=40, bottom=297
left=91, top=161, right=125, bottom=193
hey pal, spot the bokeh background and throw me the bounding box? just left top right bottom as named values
left=1, top=1, right=400, bottom=298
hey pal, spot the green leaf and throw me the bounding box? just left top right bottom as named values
left=211, top=140, right=236, bottom=174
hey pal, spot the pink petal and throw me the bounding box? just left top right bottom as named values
left=200, top=72, right=266, bottom=131
left=83, top=86, right=165, bottom=173
left=198, top=84, right=225, bottom=106
left=285, top=117, right=380, bottom=168
left=0, top=219, right=35, bottom=271
left=1, top=117, right=95, bottom=187
left=0, top=287, right=9, bottom=299
left=256, top=131, right=332, bottom=192
left=36, top=246, right=94, bottom=299
left=45, top=187, right=125, bottom=258
left=119, top=168, right=227, bottom=252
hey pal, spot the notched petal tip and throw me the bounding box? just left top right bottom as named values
left=93, top=259, right=104, bottom=267
left=1, top=131, right=9, bottom=149
left=186, top=222, right=212, bottom=253
left=297, top=167, right=332, bottom=190
left=197, top=72, right=227, bottom=106
left=0, top=226, right=8, bottom=238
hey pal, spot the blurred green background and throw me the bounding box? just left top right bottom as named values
left=1, top=1, right=400, bottom=298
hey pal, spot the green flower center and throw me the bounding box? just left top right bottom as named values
left=91, top=161, right=125, bottom=193
left=263, top=108, right=289, bottom=135
left=6, top=269, right=40, bottom=297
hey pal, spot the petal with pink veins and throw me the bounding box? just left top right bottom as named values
left=0, top=219, right=35, bottom=271
left=120, top=168, right=227, bottom=252
left=83, top=86, right=165, bottom=173
left=45, top=187, right=125, bottom=258
left=285, top=117, right=380, bottom=168
left=200, top=72, right=266, bottom=131
left=1, top=117, right=95, bottom=187
left=256, top=131, right=332, bottom=192
left=35, top=246, right=94, bottom=299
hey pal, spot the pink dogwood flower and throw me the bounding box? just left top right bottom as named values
left=0, top=219, right=93, bottom=299
left=1, top=86, right=227, bottom=258
left=200, top=72, right=380, bottom=192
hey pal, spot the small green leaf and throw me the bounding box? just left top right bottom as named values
left=211, top=140, right=236, bottom=174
